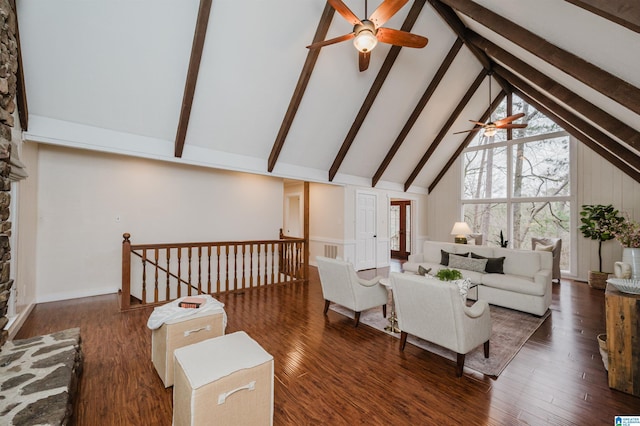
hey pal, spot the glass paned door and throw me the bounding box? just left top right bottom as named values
left=390, top=201, right=411, bottom=259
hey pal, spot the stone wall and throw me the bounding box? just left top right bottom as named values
left=0, top=0, right=18, bottom=348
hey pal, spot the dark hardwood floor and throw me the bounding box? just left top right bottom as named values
left=14, top=263, right=640, bottom=425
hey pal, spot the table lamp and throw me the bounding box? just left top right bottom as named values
left=451, top=222, right=472, bottom=244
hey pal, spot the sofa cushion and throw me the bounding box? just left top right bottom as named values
left=471, top=253, right=506, bottom=274
left=457, top=268, right=484, bottom=284
left=449, top=254, right=487, bottom=273
left=440, top=250, right=469, bottom=266
left=424, top=242, right=457, bottom=263
left=535, top=244, right=554, bottom=252
left=468, top=246, right=495, bottom=258
left=496, top=248, right=541, bottom=277
left=481, top=273, right=546, bottom=296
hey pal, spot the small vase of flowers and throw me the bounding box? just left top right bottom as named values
left=612, top=214, right=640, bottom=249
left=613, top=214, right=640, bottom=280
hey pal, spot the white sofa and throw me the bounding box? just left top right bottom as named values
left=403, top=241, right=552, bottom=316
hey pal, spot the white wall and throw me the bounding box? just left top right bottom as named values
left=427, top=161, right=462, bottom=244
left=576, top=143, right=640, bottom=281
left=27, top=144, right=284, bottom=303
left=309, top=182, right=344, bottom=263
left=11, top=141, right=39, bottom=336
left=427, top=139, right=640, bottom=282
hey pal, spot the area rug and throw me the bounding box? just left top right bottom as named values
left=329, top=302, right=550, bottom=377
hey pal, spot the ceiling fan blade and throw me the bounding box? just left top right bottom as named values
left=369, top=0, right=408, bottom=28
left=327, top=0, right=362, bottom=26
left=498, top=123, right=528, bottom=129
left=468, top=120, right=486, bottom=126
left=359, top=51, right=371, bottom=72
left=453, top=128, right=483, bottom=135
left=494, top=112, right=525, bottom=127
left=307, top=32, right=355, bottom=49
left=376, top=27, right=428, bottom=48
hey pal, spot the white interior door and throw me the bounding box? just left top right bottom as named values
left=285, top=194, right=301, bottom=237
left=356, top=192, right=377, bottom=270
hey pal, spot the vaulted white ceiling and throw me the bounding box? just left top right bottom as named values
left=16, top=0, right=640, bottom=193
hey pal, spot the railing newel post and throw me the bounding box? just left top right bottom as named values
left=121, top=233, right=131, bottom=311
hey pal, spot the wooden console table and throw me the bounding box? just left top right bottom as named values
left=605, top=283, right=640, bottom=397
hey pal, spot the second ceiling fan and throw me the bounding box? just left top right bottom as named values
left=307, top=0, right=429, bottom=72
left=455, top=74, right=528, bottom=138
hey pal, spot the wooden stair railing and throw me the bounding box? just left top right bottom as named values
left=121, top=232, right=307, bottom=311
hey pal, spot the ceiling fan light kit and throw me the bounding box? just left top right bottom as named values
left=306, top=0, right=428, bottom=71
left=353, top=20, right=378, bottom=52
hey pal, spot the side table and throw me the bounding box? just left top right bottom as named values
left=605, top=282, right=640, bottom=397
left=379, top=278, right=400, bottom=333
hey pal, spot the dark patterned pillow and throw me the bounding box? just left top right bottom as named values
left=471, top=252, right=506, bottom=274
left=448, top=254, right=487, bottom=273
left=440, top=250, right=469, bottom=266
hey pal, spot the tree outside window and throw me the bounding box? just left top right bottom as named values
left=462, top=95, right=572, bottom=272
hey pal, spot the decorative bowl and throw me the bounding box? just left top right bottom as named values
left=606, top=278, right=640, bottom=295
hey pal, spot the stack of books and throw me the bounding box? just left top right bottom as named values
left=178, top=296, right=205, bottom=309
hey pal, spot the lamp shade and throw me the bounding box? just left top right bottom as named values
left=451, top=222, right=472, bottom=244
left=450, top=222, right=472, bottom=236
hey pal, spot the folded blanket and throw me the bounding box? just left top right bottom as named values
left=147, top=294, right=227, bottom=330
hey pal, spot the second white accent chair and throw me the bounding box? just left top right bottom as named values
left=390, top=272, right=492, bottom=377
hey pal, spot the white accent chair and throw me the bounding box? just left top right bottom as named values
left=316, top=256, right=387, bottom=327
left=390, top=272, right=492, bottom=377
left=532, top=237, right=562, bottom=283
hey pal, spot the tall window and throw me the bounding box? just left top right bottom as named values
left=462, top=95, right=573, bottom=273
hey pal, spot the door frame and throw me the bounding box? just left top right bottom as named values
left=390, top=200, right=411, bottom=260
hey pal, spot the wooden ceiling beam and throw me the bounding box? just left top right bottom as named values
left=404, top=69, right=487, bottom=191
left=174, top=0, right=212, bottom=158
left=563, top=0, right=640, bottom=33
left=10, top=0, right=28, bottom=131
left=495, top=64, right=640, bottom=181
left=468, top=31, right=640, bottom=151
left=427, top=0, right=489, bottom=69
left=371, top=37, right=463, bottom=187
left=439, top=0, right=640, bottom=116
left=515, top=88, right=640, bottom=184
left=427, top=0, right=510, bottom=93
left=428, top=90, right=506, bottom=193
left=328, top=0, right=427, bottom=182
left=267, top=2, right=335, bottom=172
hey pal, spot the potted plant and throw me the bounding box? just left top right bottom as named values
left=495, top=230, right=509, bottom=248
left=435, top=268, right=463, bottom=281
left=579, top=204, right=624, bottom=288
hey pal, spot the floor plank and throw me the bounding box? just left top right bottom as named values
left=13, top=264, right=640, bottom=425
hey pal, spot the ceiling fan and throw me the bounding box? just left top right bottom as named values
left=307, top=0, right=429, bottom=72
left=454, top=74, right=528, bottom=138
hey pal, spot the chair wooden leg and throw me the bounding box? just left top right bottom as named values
left=456, top=353, right=465, bottom=377
left=400, top=331, right=408, bottom=351
left=354, top=311, right=361, bottom=327
left=484, top=340, right=490, bottom=358
left=382, top=304, right=387, bottom=318
left=323, top=300, right=330, bottom=315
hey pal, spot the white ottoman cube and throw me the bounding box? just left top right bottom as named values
left=152, top=309, right=225, bottom=387
left=173, top=331, right=274, bottom=426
